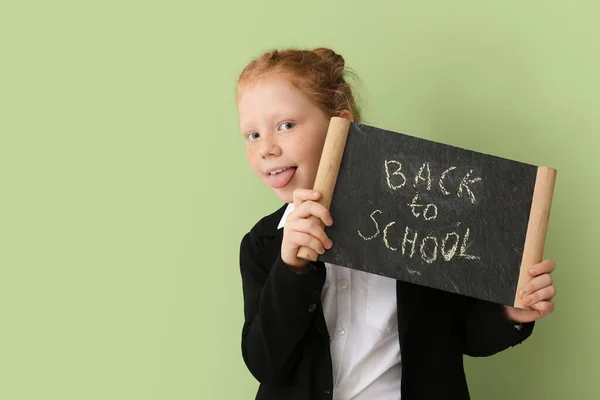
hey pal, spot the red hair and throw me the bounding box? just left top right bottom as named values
left=237, top=47, right=362, bottom=123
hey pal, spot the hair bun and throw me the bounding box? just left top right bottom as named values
left=238, top=47, right=361, bottom=123
left=313, top=47, right=345, bottom=69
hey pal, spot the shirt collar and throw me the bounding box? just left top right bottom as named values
left=277, top=203, right=295, bottom=230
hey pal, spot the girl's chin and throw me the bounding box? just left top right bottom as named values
left=273, top=186, right=295, bottom=204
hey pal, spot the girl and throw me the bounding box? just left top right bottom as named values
left=236, top=48, right=556, bottom=400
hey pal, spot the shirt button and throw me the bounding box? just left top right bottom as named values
left=513, top=322, right=523, bottom=331
left=339, top=280, right=348, bottom=289
left=336, top=328, right=345, bottom=336
left=308, top=303, right=316, bottom=312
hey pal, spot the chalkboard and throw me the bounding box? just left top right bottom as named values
left=299, top=118, right=556, bottom=308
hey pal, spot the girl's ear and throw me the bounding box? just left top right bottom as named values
left=338, top=109, right=354, bottom=122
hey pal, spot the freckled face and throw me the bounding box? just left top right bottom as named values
left=237, top=76, right=330, bottom=203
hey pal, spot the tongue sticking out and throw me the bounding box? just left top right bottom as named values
left=268, top=167, right=296, bottom=189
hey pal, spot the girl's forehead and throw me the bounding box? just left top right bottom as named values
left=238, top=78, right=313, bottom=115
left=237, top=73, right=325, bottom=130
left=239, top=74, right=296, bottom=97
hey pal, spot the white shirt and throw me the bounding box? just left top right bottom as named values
left=278, top=203, right=402, bottom=399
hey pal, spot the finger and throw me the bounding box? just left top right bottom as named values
left=292, top=189, right=321, bottom=208
left=289, top=219, right=333, bottom=249
left=530, top=301, right=555, bottom=317
left=518, top=273, right=553, bottom=297
left=529, top=259, right=556, bottom=276
left=523, top=285, right=557, bottom=306
left=512, top=311, right=539, bottom=324
left=291, top=200, right=333, bottom=227
left=288, top=231, right=326, bottom=255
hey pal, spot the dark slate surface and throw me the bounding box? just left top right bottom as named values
left=318, top=122, right=538, bottom=306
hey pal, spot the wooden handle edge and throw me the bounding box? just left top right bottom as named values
left=296, top=117, right=351, bottom=261
left=513, top=166, right=557, bottom=308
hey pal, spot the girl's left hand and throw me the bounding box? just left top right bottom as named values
left=504, top=259, right=557, bottom=323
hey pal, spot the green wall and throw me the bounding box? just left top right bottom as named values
left=2, top=1, right=598, bottom=398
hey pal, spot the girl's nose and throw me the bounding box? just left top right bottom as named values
left=259, top=135, right=282, bottom=158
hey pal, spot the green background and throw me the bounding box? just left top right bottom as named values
left=2, top=0, right=598, bottom=398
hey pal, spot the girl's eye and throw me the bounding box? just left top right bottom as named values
left=279, top=122, right=295, bottom=131
left=247, top=132, right=260, bottom=141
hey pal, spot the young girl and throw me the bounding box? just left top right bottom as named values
left=236, top=48, right=556, bottom=400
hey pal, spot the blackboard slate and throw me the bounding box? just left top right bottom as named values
left=318, top=122, right=539, bottom=306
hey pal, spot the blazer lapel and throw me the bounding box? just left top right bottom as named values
left=254, top=229, right=284, bottom=268
left=253, top=204, right=287, bottom=268
left=254, top=215, right=331, bottom=340
left=396, top=280, right=424, bottom=340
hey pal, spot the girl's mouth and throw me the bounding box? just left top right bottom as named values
left=267, top=166, right=297, bottom=188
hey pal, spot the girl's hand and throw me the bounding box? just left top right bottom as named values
left=281, top=189, right=333, bottom=274
left=504, top=259, right=557, bottom=323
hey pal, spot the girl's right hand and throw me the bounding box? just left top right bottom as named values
left=281, top=189, right=334, bottom=274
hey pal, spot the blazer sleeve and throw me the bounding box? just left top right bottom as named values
left=463, top=298, right=535, bottom=357
left=239, top=228, right=326, bottom=385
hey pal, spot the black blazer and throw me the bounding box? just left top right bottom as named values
left=239, top=204, right=534, bottom=400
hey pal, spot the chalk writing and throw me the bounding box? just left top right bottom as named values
left=358, top=210, right=382, bottom=240
left=420, top=236, right=439, bottom=264
left=385, top=160, right=406, bottom=190
left=357, top=212, right=480, bottom=264
left=407, top=193, right=438, bottom=220
left=439, top=166, right=456, bottom=195
left=357, top=210, right=480, bottom=263
left=424, top=204, right=438, bottom=220
left=459, top=227, right=479, bottom=259
left=441, top=232, right=459, bottom=261
left=355, top=159, right=483, bottom=266
left=384, top=159, right=481, bottom=201
left=414, top=162, right=432, bottom=190
left=402, top=226, right=418, bottom=258
left=458, top=170, right=482, bottom=204
left=383, top=221, right=397, bottom=251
